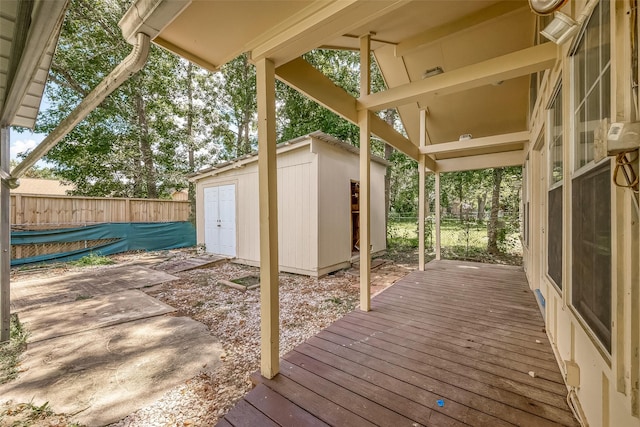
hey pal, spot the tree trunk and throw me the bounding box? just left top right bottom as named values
left=477, top=193, right=486, bottom=222
left=487, top=168, right=503, bottom=254
left=383, top=109, right=395, bottom=244
left=186, top=62, right=196, bottom=222
left=457, top=174, right=464, bottom=222
left=237, top=54, right=253, bottom=156
left=135, top=92, right=158, bottom=199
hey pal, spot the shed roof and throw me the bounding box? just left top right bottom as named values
left=189, top=131, right=388, bottom=182
left=10, top=178, right=74, bottom=195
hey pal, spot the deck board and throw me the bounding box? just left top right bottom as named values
left=219, top=260, right=578, bottom=426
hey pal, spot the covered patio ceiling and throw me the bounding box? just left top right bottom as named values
left=121, top=0, right=553, bottom=168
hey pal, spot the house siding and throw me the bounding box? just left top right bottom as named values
left=525, top=1, right=640, bottom=426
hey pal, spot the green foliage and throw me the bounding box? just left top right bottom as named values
left=35, top=0, right=227, bottom=198
left=9, top=160, right=60, bottom=180
left=70, top=252, right=114, bottom=267
left=0, top=314, right=29, bottom=385
left=387, top=216, right=522, bottom=265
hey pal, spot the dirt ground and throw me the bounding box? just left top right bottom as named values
left=1, top=249, right=414, bottom=426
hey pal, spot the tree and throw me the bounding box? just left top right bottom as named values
left=487, top=168, right=504, bottom=254
left=219, top=54, right=257, bottom=157
left=9, top=160, right=59, bottom=180
left=32, top=0, right=227, bottom=198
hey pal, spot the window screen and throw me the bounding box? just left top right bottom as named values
left=571, top=162, right=611, bottom=352
left=548, top=186, right=563, bottom=288
left=547, top=83, right=563, bottom=289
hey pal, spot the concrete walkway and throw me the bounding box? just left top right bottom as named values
left=0, top=264, right=224, bottom=426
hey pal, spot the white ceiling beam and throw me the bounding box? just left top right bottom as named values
left=359, top=42, right=558, bottom=111
left=276, top=57, right=428, bottom=163
left=435, top=150, right=524, bottom=173
left=276, top=57, right=358, bottom=122
left=395, top=1, right=526, bottom=57
left=420, top=130, right=529, bottom=155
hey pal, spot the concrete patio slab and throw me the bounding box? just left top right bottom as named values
left=10, top=265, right=178, bottom=312
left=0, top=315, right=223, bottom=427
left=19, top=289, right=176, bottom=343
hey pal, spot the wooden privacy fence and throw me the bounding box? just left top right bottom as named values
left=10, top=194, right=192, bottom=262
left=10, top=194, right=191, bottom=230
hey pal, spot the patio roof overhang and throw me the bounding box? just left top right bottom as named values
left=120, top=0, right=552, bottom=170
left=0, top=0, right=69, bottom=128
left=120, top=0, right=558, bottom=379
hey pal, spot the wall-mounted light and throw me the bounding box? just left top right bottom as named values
left=540, top=11, right=578, bottom=44
left=529, top=0, right=568, bottom=15
left=422, top=66, right=444, bottom=79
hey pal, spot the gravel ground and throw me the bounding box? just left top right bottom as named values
left=109, top=261, right=361, bottom=426
left=1, top=250, right=399, bottom=426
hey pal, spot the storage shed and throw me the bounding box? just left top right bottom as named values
left=190, top=132, right=387, bottom=277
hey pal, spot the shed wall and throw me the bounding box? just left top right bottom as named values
left=195, top=144, right=318, bottom=275
left=314, top=138, right=386, bottom=275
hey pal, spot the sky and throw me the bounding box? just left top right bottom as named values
left=9, top=127, right=45, bottom=161
left=9, top=95, right=49, bottom=163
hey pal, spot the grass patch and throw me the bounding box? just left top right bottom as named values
left=0, top=314, right=29, bottom=385
left=70, top=252, right=114, bottom=267
left=0, top=400, right=85, bottom=427
left=387, top=217, right=522, bottom=265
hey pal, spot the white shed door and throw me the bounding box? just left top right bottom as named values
left=204, top=184, right=236, bottom=257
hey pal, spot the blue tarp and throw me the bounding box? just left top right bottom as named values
left=11, top=222, right=196, bottom=266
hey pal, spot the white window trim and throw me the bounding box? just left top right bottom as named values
left=570, top=0, right=612, bottom=177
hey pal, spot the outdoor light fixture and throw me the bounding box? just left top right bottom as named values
left=541, top=11, right=578, bottom=44
left=422, top=66, right=444, bottom=79
left=529, top=0, right=568, bottom=15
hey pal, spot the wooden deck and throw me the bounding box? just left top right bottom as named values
left=218, top=260, right=578, bottom=427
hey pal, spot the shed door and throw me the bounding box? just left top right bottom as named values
left=204, top=184, right=236, bottom=257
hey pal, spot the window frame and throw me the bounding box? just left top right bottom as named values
left=568, top=0, right=613, bottom=355
left=546, top=80, right=563, bottom=292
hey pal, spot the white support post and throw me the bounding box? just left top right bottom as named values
left=435, top=171, right=442, bottom=261
left=256, top=58, right=279, bottom=379
left=359, top=34, right=371, bottom=312
left=418, top=110, right=426, bottom=271
left=1, top=126, right=10, bottom=342
left=359, top=110, right=371, bottom=312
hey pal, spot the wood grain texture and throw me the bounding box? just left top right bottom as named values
left=218, top=260, right=578, bottom=427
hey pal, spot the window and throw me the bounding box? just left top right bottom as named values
left=573, top=0, right=611, bottom=170
left=548, top=83, right=563, bottom=289
left=571, top=0, right=612, bottom=352
left=572, top=163, right=611, bottom=351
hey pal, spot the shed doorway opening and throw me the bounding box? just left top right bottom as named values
left=351, top=181, right=360, bottom=253
left=204, top=184, right=236, bottom=257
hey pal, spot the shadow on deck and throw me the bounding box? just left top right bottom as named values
left=217, top=260, right=578, bottom=427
